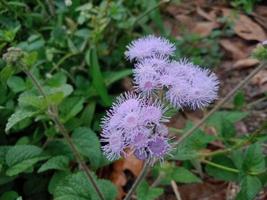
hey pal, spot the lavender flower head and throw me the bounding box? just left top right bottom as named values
left=125, top=35, right=176, bottom=61
left=133, top=56, right=170, bottom=95
left=101, top=92, right=170, bottom=162
left=165, top=59, right=219, bottom=109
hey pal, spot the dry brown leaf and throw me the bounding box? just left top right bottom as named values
left=192, top=22, right=219, bottom=36
left=251, top=70, right=267, bottom=85
left=111, top=153, right=143, bottom=200
left=175, top=14, right=195, bottom=29
left=219, top=39, right=247, bottom=59
left=252, top=6, right=267, bottom=31
left=219, top=8, right=266, bottom=41
left=233, top=58, right=259, bottom=69
left=196, top=7, right=217, bottom=22
left=234, top=14, right=266, bottom=41
left=255, top=5, right=267, bottom=17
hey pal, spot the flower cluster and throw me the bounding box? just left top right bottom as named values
left=101, top=93, right=170, bottom=161
left=126, top=35, right=219, bottom=109
left=101, top=35, right=219, bottom=162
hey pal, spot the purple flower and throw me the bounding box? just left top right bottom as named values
left=165, top=59, right=219, bottom=109
left=156, top=124, right=169, bottom=137
left=147, top=136, right=170, bottom=160
left=141, top=100, right=169, bottom=124
left=134, top=149, right=148, bottom=160
left=101, top=92, right=170, bottom=161
left=125, top=35, right=175, bottom=61
left=133, top=56, right=170, bottom=94
left=101, top=129, right=126, bottom=160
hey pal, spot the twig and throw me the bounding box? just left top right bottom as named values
left=24, top=69, right=105, bottom=200
left=171, top=180, right=182, bottom=200
left=45, top=0, right=55, bottom=16
left=151, top=172, right=164, bottom=187
left=176, top=61, right=267, bottom=145
left=123, top=160, right=150, bottom=200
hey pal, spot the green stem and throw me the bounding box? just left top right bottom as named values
left=24, top=69, right=105, bottom=200
left=201, top=159, right=239, bottom=173
left=201, top=159, right=266, bottom=176
left=134, top=0, right=171, bottom=25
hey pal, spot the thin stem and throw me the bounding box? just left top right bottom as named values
left=134, top=0, right=170, bottom=25
left=24, top=70, right=105, bottom=200
left=171, top=180, right=182, bottom=200
left=123, top=160, right=150, bottom=200
left=176, top=61, right=267, bottom=145
left=45, top=0, right=55, bottom=16
left=201, top=159, right=239, bottom=173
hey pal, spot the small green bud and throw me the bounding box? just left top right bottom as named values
left=2, top=47, right=24, bottom=65
left=252, top=41, right=267, bottom=61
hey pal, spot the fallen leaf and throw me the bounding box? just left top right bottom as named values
left=251, top=70, right=267, bottom=85
left=219, top=39, right=247, bottom=60
left=175, top=14, right=195, bottom=29
left=192, top=22, right=219, bottom=36
left=252, top=6, right=267, bottom=31
left=233, top=58, right=259, bottom=69
left=196, top=7, right=217, bottom=22
left=110, top=152, right=143, bottom=200
left=234, top=14, right=266, bottom=41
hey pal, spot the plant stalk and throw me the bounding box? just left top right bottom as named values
left=123, top=159, right=150, bottom=200
left=24, top=69, right=105, bottom=200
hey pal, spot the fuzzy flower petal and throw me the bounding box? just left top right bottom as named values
left=125, top=35, right=175, bottom=61
left=101, top=130, right=126, bottom=160
left=165, top=59, right=219, bottom=109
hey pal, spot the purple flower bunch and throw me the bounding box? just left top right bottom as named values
left=101, top=92, right=170, bottom=161
left=125, top=35, right=219, bottom=109
left=101, top=35, right=219, bottom=162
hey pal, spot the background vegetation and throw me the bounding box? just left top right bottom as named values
left=0, top=0, right=267, bottom=200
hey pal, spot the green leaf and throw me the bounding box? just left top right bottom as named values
left=7, top=76, right=26, bottom=93
left=48, top=171, right=69, bottom=195
left=136, top=181, right=163, bottom=200
left=0, top=146, right=10, bottom=164
left=54, top=172, right=117, bottom=200
left=86, top=48, right=112, bottom=106
left=234, top=90, right=245, bottom=109
left=5, top=108, right=38, bottom=132
left=5, top=145, right=45, bottom=176
left=206, top=111, right=248, bottom=133
left=0, top=65, right=16, bottom=84
left=171, top=167, right=201, bottom=183
left=221, top=118, right=236, bottom=140
left=243, top=143, right=265, bottom=174
left=38, top=155, right=69, bottom=173
left=72, top=127, right=102, bottom=168
left=154, top=164, right=201, bottom=184
left=205, top=155, right=239, bottom=181
left=0, top=191, right=19, bottom=200
left=103, top=69, right=132, bottom=87
left=173, top=123, right=215, bottom=160
left=80, top=101, right=96, bottom=127
left=60, top=97, right=85, bottom=122
left=236, top=176, right=262, bottom=200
